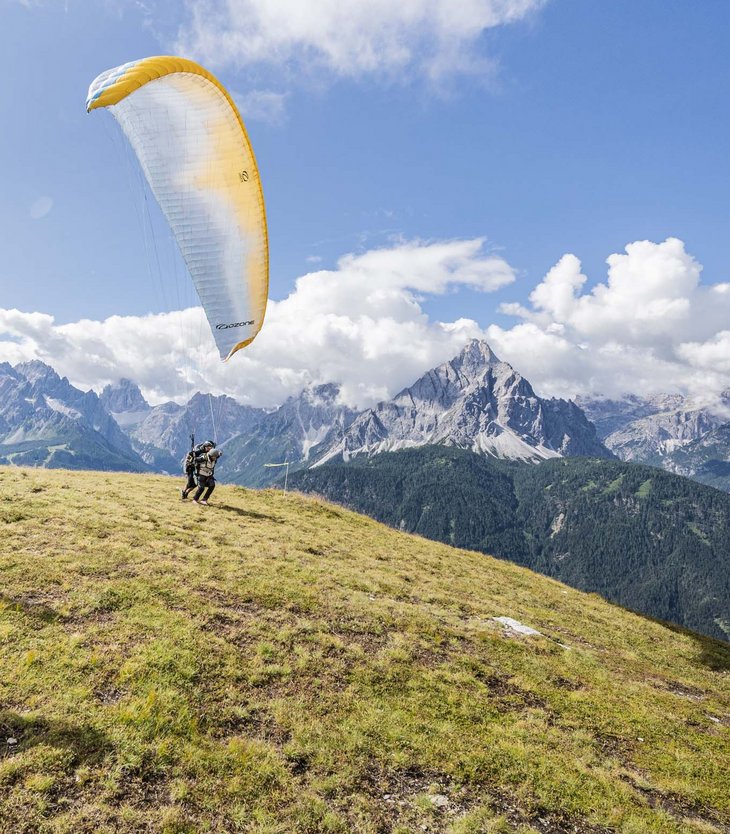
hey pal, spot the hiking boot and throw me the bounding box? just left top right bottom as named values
left=200, top=500, right=209, bottom=506
left=192, top=499, right=200, bottom=504
left=180, top=489, right=186, bottom=500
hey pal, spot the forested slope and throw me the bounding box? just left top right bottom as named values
left=292, top=448, right=730, bottom=641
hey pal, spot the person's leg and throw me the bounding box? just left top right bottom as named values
left=202, top=478, right=216, bottom=503
left=192, top=478, right=206, bottom=502
left=182, top=470, right=196, bottom=498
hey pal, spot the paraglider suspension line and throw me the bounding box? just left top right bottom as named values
left=208, top=392, right=218, bottom=445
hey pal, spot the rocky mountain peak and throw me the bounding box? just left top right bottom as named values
left=0, top=363, right=22, bottom=387
left=418, top=340, right=534, bottom=403
left=15, top=360, right=61, bottom=388
left=305, top=382, right=341, bottom=404
left=454, top=338, right=502, bottom=375
left=314, top=340, right=610, bottom=466
left=100, top=378, right=150, bottom=414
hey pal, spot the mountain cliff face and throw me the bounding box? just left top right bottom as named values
left=576, top=394, right=683, bottom=439
left=314, top=340, right=612, bottom=466
left=100, top=378, right=151, bottom=429
left=580, top=393, right=730, bottom=492
left=224, top=383, right=358, bottom=487
left=0, top=362, right=148, bottom=471
left=130, top=392, right=264, bottom=463
left=661, top=422, right=730, bottom=491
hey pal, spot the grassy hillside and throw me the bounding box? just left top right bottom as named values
left=0, top=468, right=728, bottom=834
left=290, top=447, right=730, bottom=641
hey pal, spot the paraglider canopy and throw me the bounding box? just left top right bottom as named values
left=87, top=56, right=269, bottom=360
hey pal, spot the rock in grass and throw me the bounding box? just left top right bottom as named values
left=429, top=794, right=449, bottom=808
left=493, top=616, right=542, bottom=636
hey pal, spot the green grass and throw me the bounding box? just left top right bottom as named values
left=636, top=479, right=653, bottom=498
left=602, top=475, right=625, bottom=495
left=0, top=467, right=728, bottom=834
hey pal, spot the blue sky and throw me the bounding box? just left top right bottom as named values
left=2, top=0, right=730, bottom=407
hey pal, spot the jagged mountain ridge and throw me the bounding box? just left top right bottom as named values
left=0, top=364, right=356, bottom=481
left=0, top=363, right=148, bottom=471
left=9, top=343, right=729, bottom=492
left=580, top=392, right=730, bottom=492
left=314, top=340, right=612, bottom=467
left=223, top=383, right=358, bottom=487
left=16, top=361, right=136, bottom=455
left=102, top=379, right=355, bottom=483
left=0, top=342, right=615, bottom=481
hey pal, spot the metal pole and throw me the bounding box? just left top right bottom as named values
left=263, top=461, right=290, bottom=491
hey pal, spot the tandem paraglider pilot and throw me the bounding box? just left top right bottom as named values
left=182, top=440, right=214, bottom=500
left=191, top=447, right=223, bottom=506
left=181, top=441, right=221, bottom=505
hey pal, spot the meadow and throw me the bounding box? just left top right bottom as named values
left=0, top=468, right=728, bottom=833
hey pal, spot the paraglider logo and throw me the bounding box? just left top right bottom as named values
left=216, top=321, right=255, bottom=330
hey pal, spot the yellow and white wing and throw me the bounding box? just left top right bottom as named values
left=87, top=56, right=268, bottom=360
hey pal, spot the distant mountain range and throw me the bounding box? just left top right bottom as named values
left=2, top=340, right=729, bottom=495
left=222, top=384, right=358, bottom=487
left=0, top=362, right=147, bottom=472
left=290, top=445, right=730, bottom=642
left=579, top=392, right=730, bottom=492
left=314, top=340, right=611, bottom=465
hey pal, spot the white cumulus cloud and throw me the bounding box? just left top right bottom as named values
left=0, top=238, right=509, bottom=408
left=175, top=0, right=546, bottom=85
left=488, top=237, right=730, bottom=405
left=5, top=236, right=728, bottom=412
left=677, top=331, right=730, bottom=376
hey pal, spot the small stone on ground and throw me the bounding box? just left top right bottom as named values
left=493, top=616, right=542, bottom=636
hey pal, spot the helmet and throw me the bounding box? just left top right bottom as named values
left=205, top=440, right=216, bottom=448
left=209, top=448, right=223, bottom=460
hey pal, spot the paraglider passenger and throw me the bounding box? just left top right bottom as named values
left=181, top=440, right=216, bottom=500
left=192, top=447, right=223, bottom=506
